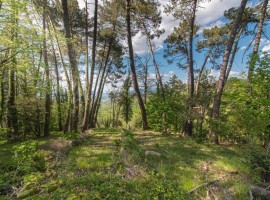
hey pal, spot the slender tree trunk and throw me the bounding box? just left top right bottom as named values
left=0, top=69, right=5, bottom=127
left=43, top=0, right=50, bottom=137
left=224, top=27, right=244, bottom=84
left=195, top=51, right=210, bottom=95
left=211, top=0, right=247, bottom=144
left=94, top=63, right=111, bottom=126
left=52, top=45, right=63, bottom=131
left=126, top=0, right=148, bottom=130
left=144, top=57, right=148, bottom=105
left=47, top=20, right=63, bottom=131
left=88, top=41, right=108, bottom=127
left=82, top=0, right=98, bottom=132
left=48, top=17, right=73, bottom=133
left=143, top=23, right=165, bottom=100
left=247, top=0, right=268, bottom=81
left=61, top=0, right=79, bottom=132
left=78, top=76, right=85, bottom=121
left=82, top=0, right=89, bottom=122
left=183, top=0, right=197, bottom=137
left=85, top=0, right=89, bottom=93
left=89, top=42, right=112, bottom=128
left=7, top=2, right=19, bottom=138
left=188, top=0, right=197, bottom=98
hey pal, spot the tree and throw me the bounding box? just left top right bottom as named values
left=248, top=0, right=269, bottom=81
left=43, top=0, right=51, bottom=137
left=61, top=0, right=80, bottom=132
left=6, top=0, right=19, bottom=138
left=211, top=0, right=248, bottom=144
left=120, top=73, right=133, bottom=126
left=126, top=0, right=148, bottom=130
left=82, top=0, right=98, bottom=132
left=134, top=0, right=165, bottom=99
left=164, top=20, right=199, bottom=136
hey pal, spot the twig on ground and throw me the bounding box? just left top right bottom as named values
left=188, top=179, right=221, bottom=193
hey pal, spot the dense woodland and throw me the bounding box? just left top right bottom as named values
left=1, top=0, right=270, bottom=199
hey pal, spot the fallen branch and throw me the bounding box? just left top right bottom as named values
left=249, top=190, right=254, bottom=200
left=251, top=185, right=270, bottom=200
left=188, top=179, right=220, bottom=193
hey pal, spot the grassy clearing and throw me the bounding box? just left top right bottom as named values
left=0, top=129, right=260, bottom=199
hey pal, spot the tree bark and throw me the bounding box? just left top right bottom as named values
left=89, top=42, right=112, bottom=128
left=0, top=69, right=5, bottom=127
left=195, top=50, right=210, bottom=95
left=48, top=17, right=73, bottom=133
left=211, top=0, right=247, bottom=144
left=52, top=44, right=63, bottom=131
left=43, top=0, right=51, bottom=137
left=183, top=0, right=197, bottom=137
left=143, top=23, right=165, bottom=100
left=247, top=0, right=268, bottom=81
left=126, top=0, right=148, bottom=130
left=82, top=0, right=98, bottom=132
left=94, top=62, right=112, bottom=127
left=61, top=0, right=79, bottom=132
left=7, top=2, right=19, bottom=138
left=224, top=27, right=244, bottom=84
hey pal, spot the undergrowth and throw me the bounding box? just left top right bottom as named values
left=0, top=129, right=268, bottom=199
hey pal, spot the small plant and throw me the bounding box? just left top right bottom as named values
left=12, top=140, right=38, bottom=174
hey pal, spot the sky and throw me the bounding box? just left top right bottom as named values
left=77, top=0, right=270, bottom=85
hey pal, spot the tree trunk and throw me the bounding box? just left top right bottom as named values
left=52, top=44, right=63, bottom=131
left=94, top=62, right=111, bottom=127
left=0, top=69, right=5, bottom=127
left=144, top=57, right=148, bottom=105
left=61, top=0, right=79, bottom=132
left=143, top=23, right=165, bottom=100
left=7, top=2, right=19, bottom=138
left=183, top=0, right=197, bottom=137
left=48, top=17, right=73, bottom=133
left=89, top=42, right=112, bottom=128
left=187, top=0, right=197, bottom=98
left=211, top=0, right=247, bottom=144
left=126, top=0, right=147, bottom=130
left=43, top=0, right=51, bottom=137
left=82, top=0, right=98, bottom=132
left=247, top=0, right=268, bottom=81
left=78, top=76, right=85, bottom=121
left=195, top=51, right=210, bottom=95
left=224, top=26, right=244, bottom=84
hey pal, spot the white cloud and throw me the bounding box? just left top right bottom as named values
left=78, top=0, right=243, bottom=54
left=133, top=0, right=242, bottom=54
left=209, top=69, right=241, bottom=79
left=261, top=40, right=270, bottom=52
left=196, top=0, right=242, bottom=26
left=262, top=44, right=270, bottom=52
left=240, top=46, right=247, bottom=51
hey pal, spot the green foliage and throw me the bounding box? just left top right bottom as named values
left=119, top=76, right=133, bottom=125
left=243, top=144, right=270, bottom=182
left=12, top=140, right=38, bottom=172
left=147, top=75, right=186, bottom=133
left=223, top=53, right=270, bottom=144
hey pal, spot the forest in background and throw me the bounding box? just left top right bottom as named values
left=1, top=0, right=270, bottom=199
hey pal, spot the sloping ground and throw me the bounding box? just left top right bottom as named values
left=0, top=129, right=259, bottom=199
left=37, top=129, right=254, bottom=199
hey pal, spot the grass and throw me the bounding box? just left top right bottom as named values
left=0, top=129, right=260, bottom=199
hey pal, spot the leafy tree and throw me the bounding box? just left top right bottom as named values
left=120, top=74, right=133, bottom=126
left=211, top=0, right=248, bottom=144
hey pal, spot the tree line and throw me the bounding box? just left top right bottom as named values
left=0, top=0, right=269, bottom=146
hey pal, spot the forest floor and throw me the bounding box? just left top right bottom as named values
left=0, top=128, right=262, bottom=199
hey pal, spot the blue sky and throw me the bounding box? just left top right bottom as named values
left=78, top=0, right=270, bottom=89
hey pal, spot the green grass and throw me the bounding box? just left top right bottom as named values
left=0, top=129, right=260, bottom=199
